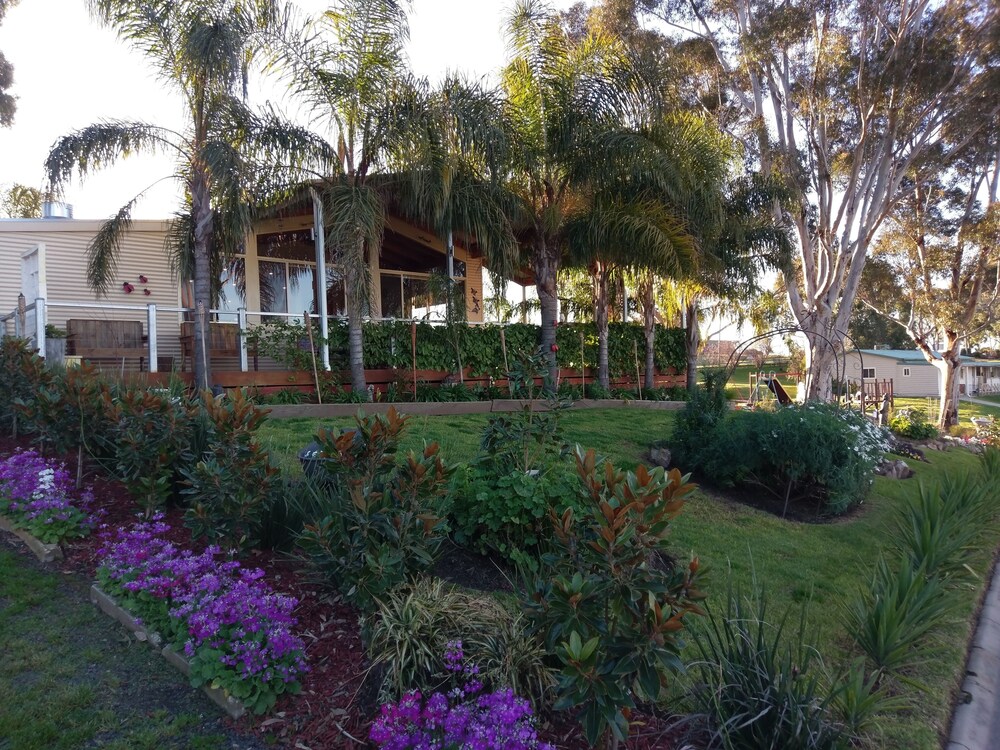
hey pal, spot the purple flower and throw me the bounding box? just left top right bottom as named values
left=370, top=653, right=552, bottom=750
left=97, top=518, right=308, bottom=697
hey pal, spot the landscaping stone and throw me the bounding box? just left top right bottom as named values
left=161, top=646, right=246, bottom=720
left=0, top=515, right=63, bottom=563
left=89, top=585, right=162, bottom=648
left=648, top=446, right=671, bottom=469
left=89, top=584, right=246, bottom=720
left=876, top=459, right=915, bottom=479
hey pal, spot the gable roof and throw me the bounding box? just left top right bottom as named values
left=854, top=349, right=940, bottom=364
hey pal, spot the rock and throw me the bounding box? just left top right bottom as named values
left=649, top=446, right=671, bottom=469
left=876, top=459, right=914, bottom=479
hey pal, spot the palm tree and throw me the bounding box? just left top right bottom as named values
left=273, top=4, right=523, bottom=399
left=499, top=0, right=672, bottom=384
left=45, top=0, right=328, bottom=390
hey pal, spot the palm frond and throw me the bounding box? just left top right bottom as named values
left=45, top=120, right=182, bottom=189
left=88, top=198, right=138, bottom=297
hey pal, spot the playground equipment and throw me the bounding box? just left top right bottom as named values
left=748, top=371, right=794, bottom=407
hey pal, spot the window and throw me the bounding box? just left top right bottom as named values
left=379, top=272, right=465, bottom=320
left=215, top=259, right=246, bottom=322
left=862, top=367, right=876, bottom=379
left=902, top=367, right=911, bottom=376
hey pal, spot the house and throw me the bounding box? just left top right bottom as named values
left=0, top=204, right=486, bottom=373
left=958, top=358, right=1000, bottom=396
left=845, top=349, right=949, bottom=398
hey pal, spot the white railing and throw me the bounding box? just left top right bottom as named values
left=3, top=297, right=498, bottom=374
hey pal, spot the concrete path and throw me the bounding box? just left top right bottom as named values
left=948, top=555, right=1000, bottom=750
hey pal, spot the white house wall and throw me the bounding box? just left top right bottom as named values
left=0, top=220, right=181, bottom=366
left=896, top=364, right=940, bottom=397
left=844, top=352, right=940, bottom=398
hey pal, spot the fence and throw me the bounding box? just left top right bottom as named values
left=1, top=298, right=687, bottom=391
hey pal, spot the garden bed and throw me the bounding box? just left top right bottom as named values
left=88, top=584, right=246, bottom=719
left=0, top=513, right=62, bottom=563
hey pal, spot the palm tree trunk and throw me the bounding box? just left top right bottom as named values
left=685, top=299, right=700, bottom=393
left=346, top=235, right=369, bottom=400
left=191, top=168, right=213, bottom=392
left=642, top=277, right=656, bottom=391
left=593, top=261, right=610, bottom=390
left=534, top=238, right=559, bottom=386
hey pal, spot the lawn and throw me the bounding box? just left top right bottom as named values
left=259, top=405, right=996, bottom=749
left=258, top=407, right=679, bottom=474
left=0, top=543, right=263, bottom=750
left=1, top=405, right=990, bottom=749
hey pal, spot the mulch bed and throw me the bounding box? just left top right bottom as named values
left=0, top=434, right=686, bottom=749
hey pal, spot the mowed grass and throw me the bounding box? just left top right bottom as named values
left=260, top=406, right=997, bottom=749
left=258, top=407, right=679, bottom=474
left=894, top=395, right=1000, bottom=429
left=0, top=545, right=257, bottom=750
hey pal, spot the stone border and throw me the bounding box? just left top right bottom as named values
left=89, top=584, right=246, bottom=719
left=0, top=515, right=63, bottom=563
left=266, top=398, right=686, bottom=419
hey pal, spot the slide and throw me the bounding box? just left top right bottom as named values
left=766, top=378, right=793, bottom=405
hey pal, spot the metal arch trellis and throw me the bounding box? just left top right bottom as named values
left=722, top=326, right=867, bottom=407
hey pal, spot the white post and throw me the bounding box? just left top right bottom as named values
left=35, top=298, right=46, bottom=358
left=238, top=307, right=249, bottom=373
left=147, top=303, right=158, bottom=372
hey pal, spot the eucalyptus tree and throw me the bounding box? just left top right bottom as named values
left=45, top=0, right=329, bottom=390
left=861, top=131, right=1000, bottom=428
left=642, top=0, right=1000, bottom=400
left=0, top=0, right=19, bottom=127
left=0, top=183, right=41, bottom=218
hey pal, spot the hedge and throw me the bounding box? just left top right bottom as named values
left=318, top=321, right=685, bottom=377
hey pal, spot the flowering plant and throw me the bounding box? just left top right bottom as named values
left=370, top=641, right=553, bottom=750
left=97, top=518, right=307, bottom=714
left=0, top=450, right=92, bottom=544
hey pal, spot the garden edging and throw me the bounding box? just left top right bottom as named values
left=89, top=584, right=246, bottom=720
left=0, top=515, right=63, bottom=563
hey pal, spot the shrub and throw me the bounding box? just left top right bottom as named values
left=103, top=386, right=202, bottom=513
left=844, top=556, right=953, bottom=673
left=369, top=642, right=553, bottom=750
left=0, top=337, right=50, bottom=437
left=522, top=449, right=705, bottom=747
left=892, top=478, right=990, bottom=577
left=97, top=517, right=307, bottom=714
left=16, top=362, right=114, bottom=469
left=0, top=450, right=92, bottom=544
left=693, top=404, right=888, bottom=516
left=366, top=577, right=555, bottom=707
left=182, top=391, right=280, bottom=551
left=451, top=461, right=584, bottom=571
left=691, top=587, right=897, bottom=749
left=671, top=368, right=730, bottom=469
left=888, top=408, right=938, bottom=440
left=295, top=407, right=454, bottom=611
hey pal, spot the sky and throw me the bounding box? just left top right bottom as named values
left=0, top=0, right=577, bottom=220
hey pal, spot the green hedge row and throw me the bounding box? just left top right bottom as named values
left=321, top=321, right=685, bottom=377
